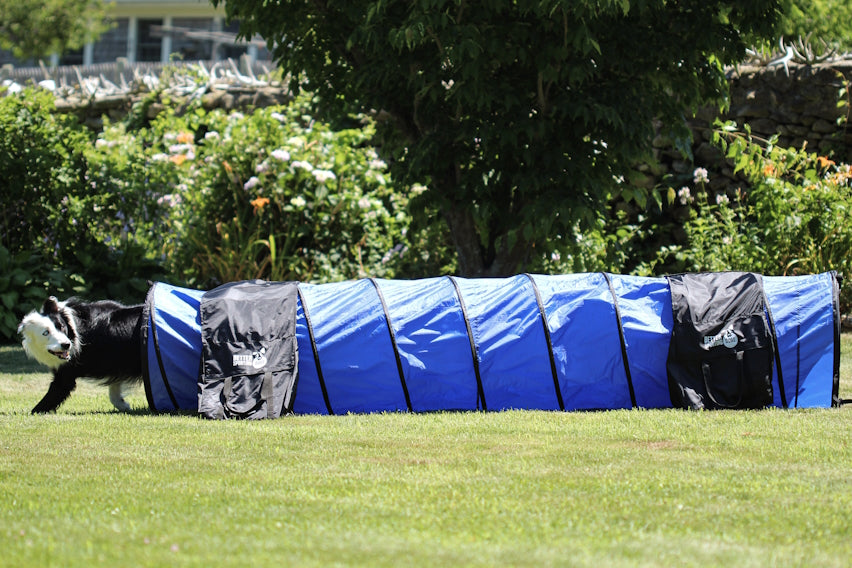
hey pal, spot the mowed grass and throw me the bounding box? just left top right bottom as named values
left=1, top=338, right=851, bottom=568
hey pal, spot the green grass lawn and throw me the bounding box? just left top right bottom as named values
left=1, top=337, right=851, bottom=567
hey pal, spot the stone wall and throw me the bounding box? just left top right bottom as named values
left=654, top=60, right=852, bottom=195
left=38, top=58, right=852, bottom=189
left=0, top=57, right=292, bottom=131
left=54, top=85, right=292, bottom=131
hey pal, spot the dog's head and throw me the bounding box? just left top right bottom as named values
left=18, top=297, right=80, bottom=369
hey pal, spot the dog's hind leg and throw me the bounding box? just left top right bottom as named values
left=31, top=370, right=77, bottom=414
left=109, top=384, right=132, bottom=412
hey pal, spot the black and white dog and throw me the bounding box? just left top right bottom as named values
left=18, top=296, right=144, bottom=413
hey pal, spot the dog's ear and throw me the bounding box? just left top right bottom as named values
left=42, top=296, right=61, bottom=314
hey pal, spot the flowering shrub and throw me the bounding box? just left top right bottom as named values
left=90, top=89, right=454, bottom=287
left=0, top=87, right=162, bottom=326
left=659, top=122, right=852, bottom=312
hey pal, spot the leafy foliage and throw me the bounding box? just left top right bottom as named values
left=658, top=122, right=852, bottom=312
left=215, top=0, right=781, bottom=276
left=0, top=0, right=110, bottom=60
left=0, top=246, right=79, bottom=339
left=0, top=89, right=87, bottom=256
left=0, top=76, right=457, bottom=341
left=0, top=88, right=162, bottom=339
left=91, top=86, right=454, bottom=289
left=777, top=0, right=852, bottom=48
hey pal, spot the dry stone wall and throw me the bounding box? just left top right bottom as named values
left=654, top=60, right=852, bottom=195
left=54, top=85, right=292, bottom=131
left=20, top=58, right=852, bottom=190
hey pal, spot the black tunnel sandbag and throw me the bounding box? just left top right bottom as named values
left=666, top=272, right=775, bottom=410
left=198, top=280, right=299, bottom=419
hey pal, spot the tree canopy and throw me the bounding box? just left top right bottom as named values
left=214, top=0, right=781, bottom=276
left=778, top=0, right=852, bottom=48
left=0, top=0, right=110, bottom=60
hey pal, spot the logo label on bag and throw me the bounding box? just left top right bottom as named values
left=703, top=329, right=738, bottom=349
left=233, top=347, right=268, bottom=369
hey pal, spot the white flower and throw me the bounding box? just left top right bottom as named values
left=157, top=194, right=181, bottom=207
left=312, top=169, right=337, bottom=184
left=290, top=196, right=307, bottom=208
left=169, top=143, right=193, bottom=154
left=715, top=194, right=730, bottom=205
left=693, top=167, right=709, bottom=184
left=677, top=186, right=692, bottom=205
left=204, top=131, right=220, bottom=140
left=243, top=176, right=260, bottom=191
left=358, top=197, right=371, bottom=209
left=270, top=112, right=286, bottom=122
left=291, top=160, right=314, bottom=172
left=271, top=149, right=290, bottom=161
left=255, top=161, right=270, bottom=174
left=369, top=159, right=387, bottom=170
left=150, top=153, right=169, bottom=162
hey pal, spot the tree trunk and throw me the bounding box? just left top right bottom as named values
left=434, top=162, right=530, bottom=278
left=442, top=206, right=530, bottom=278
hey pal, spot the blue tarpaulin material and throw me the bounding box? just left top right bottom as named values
left=142, top=272, right=840, bottom=414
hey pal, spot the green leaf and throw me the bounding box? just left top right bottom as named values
left=0, top=291, right=17, bottom=309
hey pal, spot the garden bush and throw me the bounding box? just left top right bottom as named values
left=777, top=0, right=852, bottom=49
left=0, top=88, right=88, bottom=262
left=5, top=63, right=851, bottom=340
left=90, top=86, right=455, bottom=288
left=0, top=88, right=162, bottom=339
left=657, top=121, right=852, bottom=312
left=0, top=80, right=456, bottom=340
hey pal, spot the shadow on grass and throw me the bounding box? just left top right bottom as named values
left=0, top=344, right=202, bottom=418
left=0, top=406, right=203, bottom=418
left=0, top=343, right=43, bottom=374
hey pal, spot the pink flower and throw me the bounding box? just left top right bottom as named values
left=271, top=149, right=290, bottom=161
left=243, top=176, right=260, bottom=191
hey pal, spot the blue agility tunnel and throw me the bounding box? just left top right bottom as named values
left=141, top=272, right=841, bottom=417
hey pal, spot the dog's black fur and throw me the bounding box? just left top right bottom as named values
left=21, top=297, right=144, bottom=414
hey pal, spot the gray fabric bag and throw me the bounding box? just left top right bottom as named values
left=665, top=272, right=777, bottom=410
left=198, top=280, right=299, bottom=419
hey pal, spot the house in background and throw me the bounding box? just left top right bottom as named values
left=1, top=0, right=269, bottom=68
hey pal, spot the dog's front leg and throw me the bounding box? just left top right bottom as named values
left=31, top=369, right=77, bottom=414
left=108, top=384, right=132, bottom=412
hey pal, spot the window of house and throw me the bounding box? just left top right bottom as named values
left=59, top=48, right=84, bottom=66
left=137, top=18, right=164, bottom=62
left=91, top=18, right=129, bottom=63
left=170, top=18, right=214, bottom=61
left=217, top=20, right=248, bottom=60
